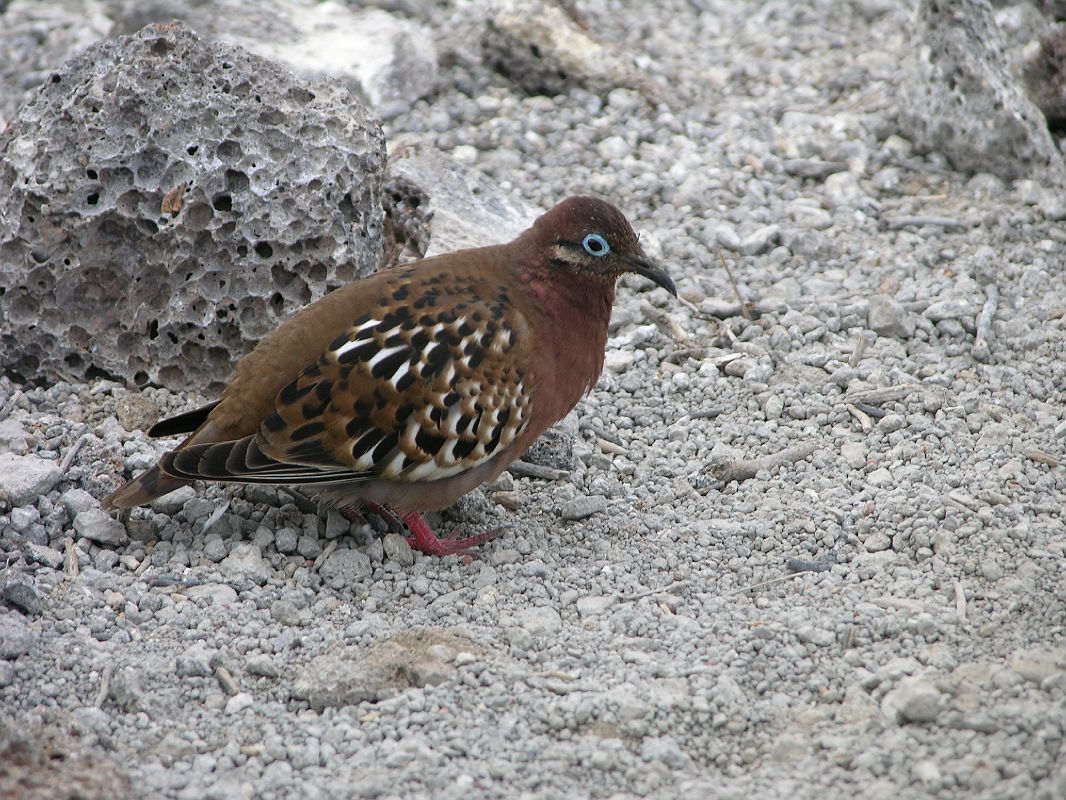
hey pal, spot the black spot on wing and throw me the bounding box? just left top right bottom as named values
left=370, top=348, right=412, bottom=380
left=371, top=431, right=399, bottom=464
left=415, top=429, right=445, bottom=457
left=291, top=421, right=326, bottom=441
left=264, top=413, right=286, bottom=433
left=279, top=381, right=315, bottom=406
left=395, top=371, right=416, bottom=392
left=352, top=430, right=382, bottom=459
left=453, top=438, right=477, bottom=460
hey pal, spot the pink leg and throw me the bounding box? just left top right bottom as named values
left=401, top=512, right=501, bottom=557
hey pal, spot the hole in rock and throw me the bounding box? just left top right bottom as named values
left=254, top=242, right=273, bottom=259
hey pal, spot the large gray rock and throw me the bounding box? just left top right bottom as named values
left=0, top=0, right=112, bottom=126
left=0, top=453, right=60, bottom=507
left=384, top=144, right=540, bottom=264
left=898, top=0, right=1066, bottom=184
left=482, top=0, right=647, bottom=97
left=0, top=22, right=386, bottom=392
left=108, top=0, right=439, bottom=120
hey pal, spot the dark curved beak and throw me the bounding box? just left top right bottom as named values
left=624, top=255, right=677, bottom=297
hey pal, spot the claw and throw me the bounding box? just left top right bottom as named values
left=401, top=512, right=501, bottom=556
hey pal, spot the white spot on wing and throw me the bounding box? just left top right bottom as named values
left=366, top=344, right=406, bottom=371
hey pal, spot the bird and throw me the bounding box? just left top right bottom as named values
left=102, top=195, right=676, bottom=555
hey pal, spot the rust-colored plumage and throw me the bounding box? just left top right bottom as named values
left=103, top=196, right=676, bottom=555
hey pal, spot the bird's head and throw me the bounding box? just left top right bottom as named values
left=526, top=196, right=677, bottom=297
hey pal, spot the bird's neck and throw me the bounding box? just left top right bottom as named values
left=517, top=267, right=615, bottom=421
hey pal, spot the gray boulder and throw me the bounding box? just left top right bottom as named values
left=0, top=22, right=386, bottom=392
left=898, top=0, right=1066, bottom=184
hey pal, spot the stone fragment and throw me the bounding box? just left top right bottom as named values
left=73, top=509, right=129, bottom=547
left=560, top=495, right=608, bottom=521
left=0, top=454, right=60, bottom=507
left=899, top=0, right=1066, bottom=183
left=221, top=543, right=271, bottom=585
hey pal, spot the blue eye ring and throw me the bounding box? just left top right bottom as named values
left=582, top=233, right=611, bottom=258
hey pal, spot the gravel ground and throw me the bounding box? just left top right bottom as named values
left=2, top=1, right=1065, bottom=798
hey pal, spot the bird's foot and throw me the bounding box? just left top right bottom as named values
left=401, top=512, right=501, bottom=557
left=336, top=501, right=404, bottom=533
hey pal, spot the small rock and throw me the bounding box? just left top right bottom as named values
left=561, top=495, right=608, bottom=521
left=882, top=676, right=942, bottom=724
left=324, top=510, right=351, bottom=539
left=25, top=543, right=64, bottom=570
left=297, top=534, right=323, bottom=559
left=175, top=642, right=216, bottom=678
left=868, top=295, right=915, bottom=339
left=0, top=454, right=60, bottom=506
left=225, top=692, right=255, bottom=714
left=150, top=486, right=197, bottom=516
left=383, top=533, right=414, bottom=567
left=841, top=442, right=867, bottom=469
left=2, top=583, right=41, bottom=616
left=221, top=543, right=271, bottom=585
left=1010, top=648, right=1065, bottom=684
left=59, top=487, right=97, bottom=517
left=275, top=527, right=298, bottom=554
left=510, top=606, right=562, bottom=636
left=576, top=595, right=615, bottom=617
left=924, top=299, right=972, bottom=322
left=824, top=171, right=872, bottom=209
left=185, top=583, right=238, bottom=606
left=247, top=655, right=280, bottom=678
left=867, top=467, right=893, bottom=487
left=203, top=536, right=228, bottom=562
left=795, top=626, right=836, bottom=647
left=319, top=548, right=372, bottom=586
left=270, top=600, right=309, bottom=627
left=73, top=509, right=129, bottom=547
left=865, top=533, right=892, bottom=552
left=879, top=413, right=905, bottom=432
left=0, top=613, right=37, bottom=659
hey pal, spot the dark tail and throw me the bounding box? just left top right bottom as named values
left=101, top=466, right=191, bottom=509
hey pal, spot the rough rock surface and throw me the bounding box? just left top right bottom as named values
left=1023, top=23, right=1066, bottom=127
left=384, top=142, right=540, bottom=263
left=0, top=22, right=386, bottom=391
left=899, top=0, right=1066, bottom=183
left=108, top=0, right=439, bottom=120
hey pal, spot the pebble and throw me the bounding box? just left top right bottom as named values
left=0, top=453, right=60, bottom=506
left=185, top=583, right=238, bottom=605
left=318, top=548, right=372, bottom=587
left=882, top=677, right=942, bottom=724
left=383, top=533, right=414, bottom=566
left=73, top=509, right=129, bottom=547
left=2, top=582, right=41, bottom=616
left=0, top=613, right=37, bottom=659
left=221, top=544, right=271, bottom=585
left=561, top=495, right=608, bottom=521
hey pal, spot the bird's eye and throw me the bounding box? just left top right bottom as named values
left=582, top=233, right=611, bottom=258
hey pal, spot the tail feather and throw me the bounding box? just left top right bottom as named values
left=101, top=466, right=191, bottom=509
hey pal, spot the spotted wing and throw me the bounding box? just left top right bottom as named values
left=163, top=287, right=532, bottom=486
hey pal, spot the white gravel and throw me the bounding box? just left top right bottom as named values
left=2, top=1, right=1065, bottom=799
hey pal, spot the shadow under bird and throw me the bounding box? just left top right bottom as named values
left=103, top=196, right=676, bottom=555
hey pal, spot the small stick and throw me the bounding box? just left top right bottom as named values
left=848, top=332, right=872, bottom=367
left=1025, top=449, right=1061, bottom=467
left=94, top=663, right=113, bottom=708
left=64, top=539, right=79, bottom=577
left=509, top=461, right=568, bottom=480
left=852, top=400, right=887, bottom=419
left=705, top=442, right=818, bottom=485
left=722, top=570, right=814, bottom=598
left=199, top=500, right=230, bottom=535
left=846, top=403, right=873, bottom=432
left=313, top=540, right=338, bottom=572
left=843, top=384, right=920, bottom=406
left=619, top=580, right=691, bottom=602
left=972, top=284, right=998, bottom=363
left=953, top=580, right=967, bottom=622
left=640, top=300, right=689, bottom=344
left=0, top=390, right=22, bottom=423
left=884, top=215, right=967, bottom=230
left=717, top=249, right=755, bottom=320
